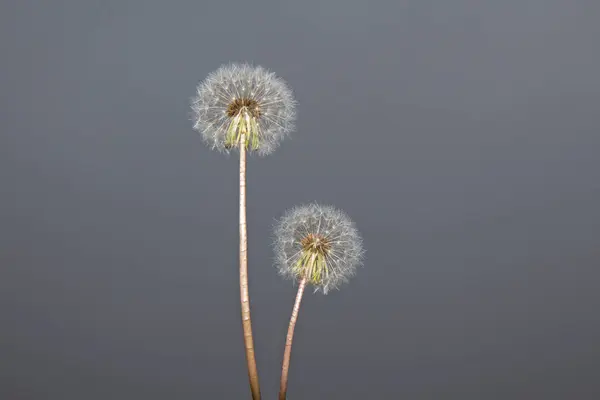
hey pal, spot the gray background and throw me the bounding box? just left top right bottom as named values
left=2, top=0, right=600, bottom=399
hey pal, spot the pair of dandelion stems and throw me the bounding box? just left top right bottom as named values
left=194, top=64, right=367, bottom=399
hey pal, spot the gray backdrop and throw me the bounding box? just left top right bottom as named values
left=2, top=0, right=599, bottom=399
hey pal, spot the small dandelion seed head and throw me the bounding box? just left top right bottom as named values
left=273, top=203, right=365, bottom=295
left=191, top=63, right=297, bottom=156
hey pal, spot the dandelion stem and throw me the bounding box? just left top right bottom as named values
left=279, top=276, right=307, bottom=400
left=239, top=131, right=261, bottom=399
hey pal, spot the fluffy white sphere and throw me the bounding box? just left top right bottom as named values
left=274, top=203, right=365, bottom=294
left=191, top=63, right=296, bottom=156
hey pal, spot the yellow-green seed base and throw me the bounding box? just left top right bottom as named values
left=225, top=112, right=260, bottom=150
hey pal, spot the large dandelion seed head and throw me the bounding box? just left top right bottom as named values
left=273, top=203, right=365, bottom=294
left=191, top=63, right=297, bottom=156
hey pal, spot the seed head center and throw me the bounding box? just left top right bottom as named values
left=226, top=98, right=261, bottom=118
left=301, top=233, right=331, bottom=256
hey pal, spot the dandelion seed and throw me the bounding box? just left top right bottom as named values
left=190, top=62, right=297, bottom=400
left=273, top=203, right=364, bottom=294
left=191, top=63, right=296, bottom=156
left=273, top=203, right=365, bottom=400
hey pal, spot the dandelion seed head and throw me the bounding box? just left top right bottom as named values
left=191, top=63, right=296, bottom=156
left=273, top=203, right=365, bottom=294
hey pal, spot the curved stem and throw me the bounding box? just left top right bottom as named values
left=279, top=277, right=307, bottom=400
left=239, top=132, right=261, bottom=399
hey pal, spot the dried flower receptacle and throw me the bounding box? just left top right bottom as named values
left=293, top=233, right=332, bottom=285
left=224, top=100, right=262, bottom=150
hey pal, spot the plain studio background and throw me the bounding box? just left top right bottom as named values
left=1, top=1, right=599, bottom=399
